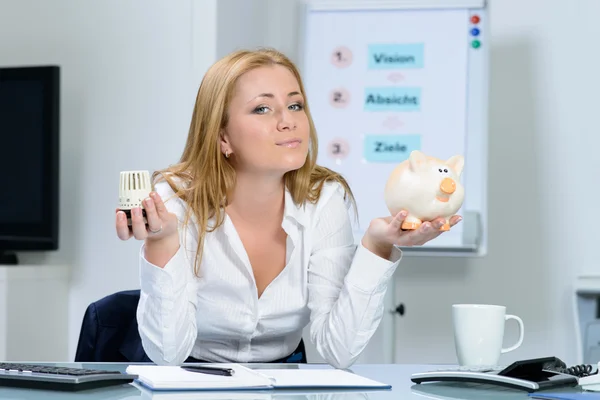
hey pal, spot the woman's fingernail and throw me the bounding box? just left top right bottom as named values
left=133, top=208, right=140, bottom=216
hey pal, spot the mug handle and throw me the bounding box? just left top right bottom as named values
left=501, top=314, right=524, bottom=353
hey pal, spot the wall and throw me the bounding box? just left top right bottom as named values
left=216, top=0, right=268, bottom=59
left=0, top=0, right=217, bottom=359
left=391, top=0, right=600, bottom=366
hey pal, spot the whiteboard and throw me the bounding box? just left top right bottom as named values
left=298, top=0, right=489, bottom=256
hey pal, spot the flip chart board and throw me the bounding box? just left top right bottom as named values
left=298, top=0, right=489, bottom=255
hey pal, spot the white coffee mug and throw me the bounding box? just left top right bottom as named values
left=452, top=304, right=524, bottom=367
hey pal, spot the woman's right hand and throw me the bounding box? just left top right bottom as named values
left=116, top=191, right=178, bottom=242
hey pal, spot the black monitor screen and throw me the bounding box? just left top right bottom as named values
left=0, top=66, right=59, bottom=250
left=0, top=80, right=45, bottom=223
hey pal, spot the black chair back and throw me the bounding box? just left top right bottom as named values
left=75, top=289, right=307, bottom=364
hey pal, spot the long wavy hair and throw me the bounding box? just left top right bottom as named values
left=154, top=48, right=356, bottom=276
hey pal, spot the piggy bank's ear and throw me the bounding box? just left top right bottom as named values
left=408, top=150, right=427, bottom=172
left=446, top=155, right=465, bottom=177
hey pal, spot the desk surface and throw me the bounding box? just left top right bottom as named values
left=0, top=362, right=585, bottom=400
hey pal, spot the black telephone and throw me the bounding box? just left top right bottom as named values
left=537, top=357, right=595, bottom=378
left=497, top=356, right=595, bottom=381
left=411, top=356, right=597, bottom=392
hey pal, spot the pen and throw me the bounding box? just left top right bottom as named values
left=181, top=365, right=235, bottom=376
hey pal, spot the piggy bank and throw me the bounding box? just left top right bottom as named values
left=384, top=150, right=465, bottom=231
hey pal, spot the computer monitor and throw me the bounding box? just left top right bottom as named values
left=0, top=65, right=60, bottom=264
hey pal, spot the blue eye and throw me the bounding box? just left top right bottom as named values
left=253, top=106, right=269, bottom=114
left=253, top=103, right=304, bottom=114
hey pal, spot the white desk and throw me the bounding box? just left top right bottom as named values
left=0, top=362, right=585, bottom=400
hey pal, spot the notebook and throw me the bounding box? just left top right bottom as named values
left=125, top=364, right=391, bottom=392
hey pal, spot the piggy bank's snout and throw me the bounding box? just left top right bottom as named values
left=440, top=177, right=456, bottom=194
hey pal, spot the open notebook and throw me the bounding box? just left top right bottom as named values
left=125, top=364, right=391, bottom=392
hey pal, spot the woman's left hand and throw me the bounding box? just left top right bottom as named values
left=361, top=210, right=462, bottom=258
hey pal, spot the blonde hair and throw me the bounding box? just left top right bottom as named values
left=154, top=48, right=356, bottom=276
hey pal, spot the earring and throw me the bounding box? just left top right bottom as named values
left=225, top=150, right=230, bottom=158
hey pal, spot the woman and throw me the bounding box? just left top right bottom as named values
left=115, top=48, right=460, bottom=368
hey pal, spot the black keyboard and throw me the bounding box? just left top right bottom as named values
left=0, top=362, right=138, bottom=391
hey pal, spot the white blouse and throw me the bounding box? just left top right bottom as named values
left=137, top=179, right=403, bottom=369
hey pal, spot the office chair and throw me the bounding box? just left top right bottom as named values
left=75, top=289, right=307, bottom=364
left=75, top=289, right=151, bottom=363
